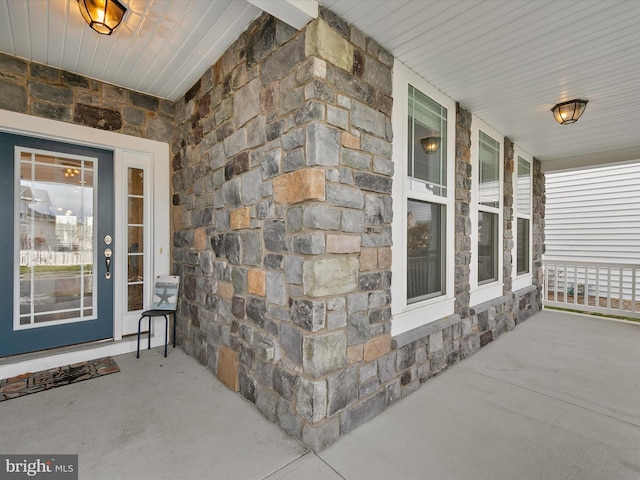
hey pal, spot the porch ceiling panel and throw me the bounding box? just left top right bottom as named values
left=1, top=0, right=639, bottom=167
left=0, top=0, right=262, bottom=101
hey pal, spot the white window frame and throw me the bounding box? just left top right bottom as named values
left=512, top=147, right=533, bottom=291
left=470, top=117, right=504, bottom=306
left=391, top=61, right=456, bottom=336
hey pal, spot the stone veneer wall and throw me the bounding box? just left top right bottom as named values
left=170, top=8, right=545, bottom=451
left=171, top=8, right=395, bottom=450
left=0, top=53, right=175, bottom=142
left=170, top=6, right=545, bottom=452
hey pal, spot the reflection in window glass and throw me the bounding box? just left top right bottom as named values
left=127, top=168, right=144, bottom=312
left=517, top=217, right=530, bottom=275
left=18, top=151, right=95, bottom=326
left=479, top=131, right=500, bottom=208
left=517, top=156, right=531, bottom=215
left=407, top=85, right=447, bottom=197
left=407, top=199, right=445, bottom=302
left=478, top=211, right=498, bottom=284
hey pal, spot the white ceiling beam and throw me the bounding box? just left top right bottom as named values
left=246, top=0, right=318, bottom=30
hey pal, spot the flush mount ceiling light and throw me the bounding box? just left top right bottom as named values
left=420, top=137, right=440, bottom=153
left=551, top=99, right=588, bottom=125
left=77, top=0, right=127, bottom=35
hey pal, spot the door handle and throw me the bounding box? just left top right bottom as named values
left=104, top=248, right=112, bottom=280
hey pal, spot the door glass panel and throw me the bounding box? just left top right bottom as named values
left=18, top=150, right=95, bottom=327
left=127, top=168, right=144, bottom=311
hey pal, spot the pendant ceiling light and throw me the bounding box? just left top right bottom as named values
left=420, top=137, right=441, bottom=153
left=551, top=99, right=588, bottom=125
left=77, top=0, right=127, bottom=35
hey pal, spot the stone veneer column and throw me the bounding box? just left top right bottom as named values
left=171, top=8, right=394, bottom=451
left=532, top=158, right=545, bottom=303
left=454, top=104, right=472, bottom=318
left=503, top=138, right=514, bottom=295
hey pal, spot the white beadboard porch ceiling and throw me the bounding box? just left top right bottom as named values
left=1, top=0, right=639, bottom=167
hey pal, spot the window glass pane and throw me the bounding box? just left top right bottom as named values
left=128, top=168, right=144, bottom=196
left=408, top=85, right=447, bottom=197
left=517, top=217, right=530, bottom=275
left=127, top=167, right=145, bottom=312
left=407, top=199, right=446, bottom=302
left=18, top=152, right=95, bottom=327
left=517, top=156, right=531, bottom=215
left=478, top=211, right=498, bottom=283
left=479, top=131, right=500, bottom=208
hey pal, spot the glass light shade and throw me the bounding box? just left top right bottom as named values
left=551, top=99, right=588, bottom=125
left=420, top=136, right=440, bottom=153
left=78, top=0, right=127, bottom=35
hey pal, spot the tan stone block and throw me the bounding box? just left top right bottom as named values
left=194, top=227, right=208, bottom=250
left=218, top=282, right=234, bottom=300
left=172, top=207, right=182, bottom=230
left=341, top=132, right=360, bottom=150
left=273, top=168, right=325, bottom=204
left=326, top=234, right=361, bottom=253
left=378, top=247, right=392, bottom=269
left=230, top=207, right=251, bottom=230
left=248, top=269, right=266, bottom=296
left=305, top=19, right=354, bottom=73
left=360, top=248, right=377, bottom=271
left=363, top=334, right=392, bottom=362
left=217, top=346, right=239, bottom=392
left=347, top=344, right=363, bottom=364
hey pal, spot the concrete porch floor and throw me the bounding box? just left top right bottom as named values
left=1, top=309, right=639, bottom=479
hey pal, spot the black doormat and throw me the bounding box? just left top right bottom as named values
left=0, top=356, right=120, bottom=402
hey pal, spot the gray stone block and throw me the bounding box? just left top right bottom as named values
left=264, top=220, right=287, bottom=252
left=274, top=366, right=298, bottom=401
left=327, top=311, right=347, bottom=330
left=341, top=210, right=365, bottom=233
left=280, top=323, right=303, bottom=364
left=303, top=332, right=347, bottom=377
left=241, top=169, right=263, bottom=205
left=303, top=205, right=341, bottom=230
left=240, top=230, right=262, bottom=266
left=283, top=147, right=305, bottom=172
left=282, top=128, right=305, bottom=151
left=284, top=255, right=303, bottom=284
left=306, top=122, right=340, bottom=166
left=351, top=100, right=386, bottom=138
left=340, top=391, right=385, bottom=434
left=292, top=233, right=325, bottom=255
left=342, top=149, right=371, bottom=170
left=291, top=298, right=326, bottom=332
left=327, top=366, right=358, bottom=416
left=296, top=377, right=327, bottom=423
left=255, top=384, right=278, bottom=422
left=347, top=292, right=369, bottom=313
left=326, top=184, right=364, bottom=208
left=246, top=296, right=266, bottom=328
left=266, top=272, right=286, bottom=306
left=277, top=399, right=304, bottom=440
left=302, top=418, right=339, bottom=452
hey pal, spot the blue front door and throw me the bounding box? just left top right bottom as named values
left=0, top=132, right=114, bottom=357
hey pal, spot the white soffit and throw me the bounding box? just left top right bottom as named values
left=247, top=0, right=318, bottom=29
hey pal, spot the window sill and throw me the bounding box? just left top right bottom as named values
left=391, top=297, right=455, bottom=336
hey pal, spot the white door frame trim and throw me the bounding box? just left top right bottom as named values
left=0, top=109, right=171, bottom=379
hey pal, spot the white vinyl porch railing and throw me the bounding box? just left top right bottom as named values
left=20, top=249, right=93, bottom=266
left=543, top=260, right=640, bottom=319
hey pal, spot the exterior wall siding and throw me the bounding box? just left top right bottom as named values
left=545, top=163, right=640, bottom=263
